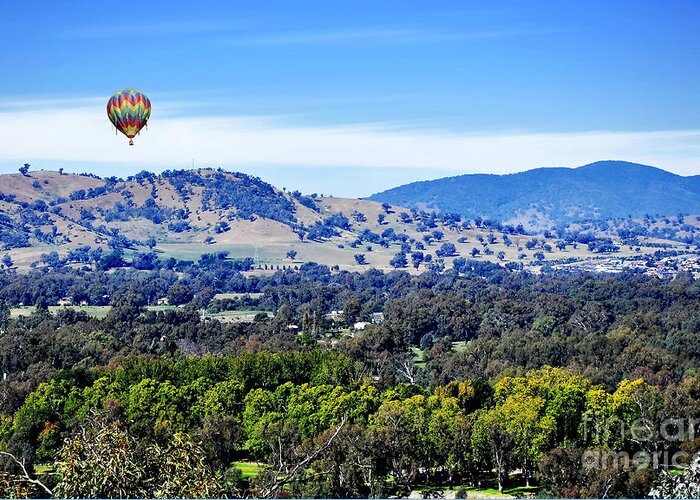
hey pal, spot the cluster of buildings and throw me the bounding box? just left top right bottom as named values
left=552, top=254, right=700, bottom=278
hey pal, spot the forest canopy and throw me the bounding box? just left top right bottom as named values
left=2, top=262, right=700, bottom=497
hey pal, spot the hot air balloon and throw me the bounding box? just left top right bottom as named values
left=106, top=89, right=151, bottom=145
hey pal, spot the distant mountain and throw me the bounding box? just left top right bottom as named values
left=1, top=164, right=698, bottom=271
left=368, top=161, right=700, bottom=228
left=0, top=166, right=493, bottom=269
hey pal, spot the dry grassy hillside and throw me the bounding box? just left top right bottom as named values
left=0, top=167, right=697, bottom=273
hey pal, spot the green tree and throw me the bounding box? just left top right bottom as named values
left=1, top=255, right=12, bottom=269
left=54, top=418, right=148, bottom=498
left=499, top=394, right=555, bottom=486
left=54, top=414, right=221, bottom=498
left=124, top=378, right=185, bottom=436
left=471, top=407, right=514, bottom=493
left=106, top=291, right=145, bottom=326
left=150, top=432, right=222, bottom=498
left=411, top=251, right=424, bottom=269
left=435, top=242, right=457, bottom=257
left=390, top=252, right=408, bottom=269
left=167, top=283, right=193, bottom=306
left=300, top=424, right=386, bottom=498
left=342, top=297, right=362, bottom=324
left=425, top=396, right=474, bottom=486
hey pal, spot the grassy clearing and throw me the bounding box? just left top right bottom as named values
left=204, top=310, right=273, bottom=322
left=34, top=464, right=55, bottom=475
left=413, top=484, right=516, bottom=498
left=154, top=243, right=221, bottom=262
left=410, top=342, right=468, bottom=367
left=465, top=487, right=510, bottom=497
left=9, top=305, right=272, bottom=323
left=450, top=482, right=536, bottom=498
left=10, top=305, right=111, bottom=319
left=145, top=305, right=178, bottom=312
left=214, top=292, right=263, bottom=300
left=232, top=461, right=262, bottom=479
left=452, top=340, right=469, bottom=352
left=411, top=347, right=427, bottom=367
left=506, top=485, right=539, bottom=495
left=456, top=486, right=513, bottom=498
left=156, top=243, right=284, bottom=263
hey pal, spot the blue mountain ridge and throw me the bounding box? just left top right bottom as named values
left=368, top=161, right=700, bottom=223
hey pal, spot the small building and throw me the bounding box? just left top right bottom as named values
left=354, top=322, right=369, bottom=330
left=58, top=297, right=73, bottom=307
left=156, top=297, right=170, bottom=306
left=328, top=310, right=344, bottom=321
left=371, top=312, right=384, bottom=324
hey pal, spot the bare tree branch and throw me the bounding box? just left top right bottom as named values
left=397, top=358, right=416, bottom=384
left=259, top=418, right=347, bottom=498
left=0, top=451, right=53, bottom=497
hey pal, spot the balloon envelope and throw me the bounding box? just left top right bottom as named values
left=106, top=89, right=151, bottom=142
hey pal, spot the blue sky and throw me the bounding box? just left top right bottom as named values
left=1, top=0, right=699, bottom=196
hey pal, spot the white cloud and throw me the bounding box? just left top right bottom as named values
left=229, top=27, right=562, bottom=46
left=1, top=101, right=700, bottom=177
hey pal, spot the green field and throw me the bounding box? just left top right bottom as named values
left=411, top=346, right=427, bottom=366
left=156, top=243, right=285, bottom=263
left=10, top=305, right=111, bottom=319
left=232, top=461, right=262, bottom=479
left=412, top=342, right=467, bottom=367
left=34, top=464, right=55, bottom=475
left=411, top=481, right=537, bottom=498
left=458, top=487, right=513, bottom=498
left=204, top=310, right=272, bottom=322
left=214, top=292, right=264, bottom=300
left=145, top=305, right=178, bottom=312
left=431, top=483, right=536, bottom=498
left=452, top=340, right=469, bottom=351
left=9, top=305, right=272, bottom=323
left=156, top=243, right=247, bottom=262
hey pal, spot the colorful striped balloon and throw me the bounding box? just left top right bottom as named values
left=106, top=89, right=151, bottom=145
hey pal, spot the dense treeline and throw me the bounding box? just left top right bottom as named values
left=2, top=262, right=700, bottom=408
left=3, top=262, right=700, bottom=496
left=3, top=353, right=700, bottom=497
left=3, top=261, right=700, bottom=387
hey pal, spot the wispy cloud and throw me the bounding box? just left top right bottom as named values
left=63, top=20, right=559, bottom=47
left=229, top=26, right=561, bottom=46
left=64, top=19, right=240, bottom=39
left=1, top=99, right=699, bottom=186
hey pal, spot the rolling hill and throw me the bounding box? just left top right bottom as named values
left=0, top=167, right=481, bottom=270
left=0, top=165, right=697, bottom=273
left=368, top=161, right=700, bottom=229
